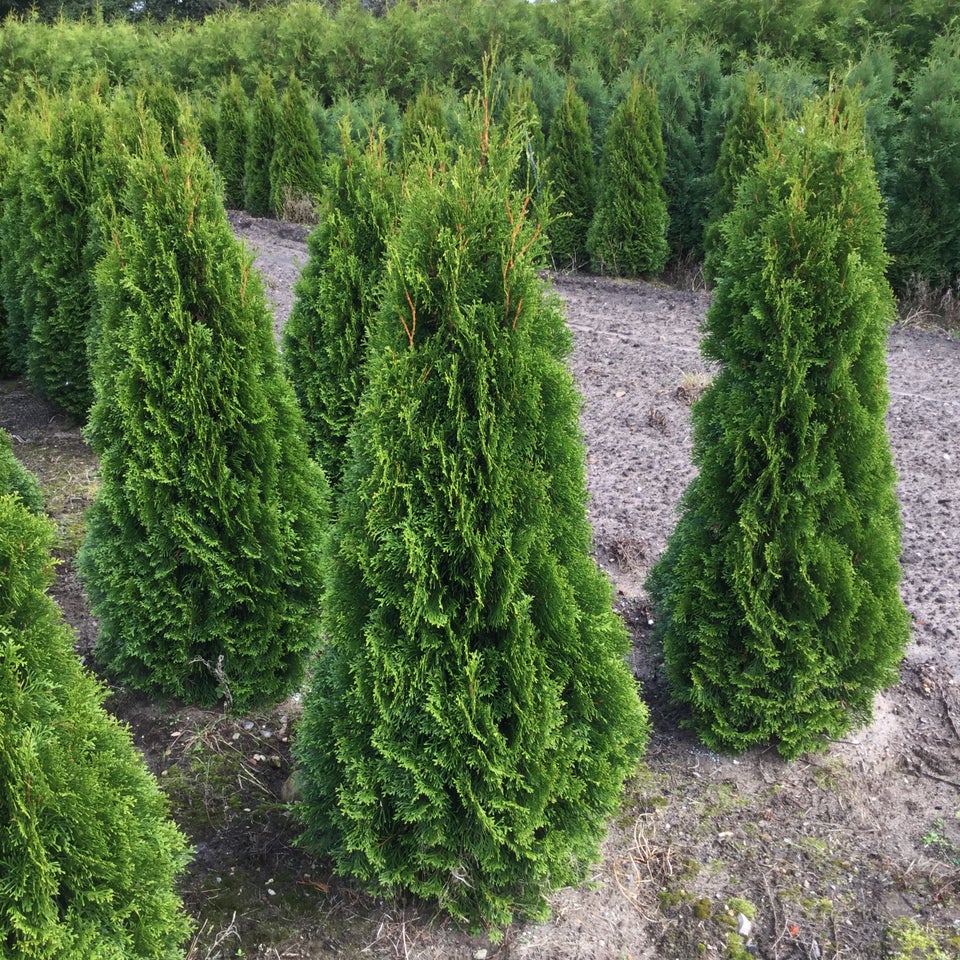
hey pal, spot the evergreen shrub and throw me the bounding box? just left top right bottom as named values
left=587, top=72, right=669, bottom=278
left=646, top=91, right=911, bottom=759
left=703, top=71, right=777, bottom=285
left=79, top=120, right=328, bottom=711
left=295, top=89, right=649, bottom=930
left=546, top=78, right=596, bottom=269
left=0, top=493, right=191, bottom=959
left=888, top=30, right=960, bottom=289
left=269, top=73, right=324, bottom=218
left=244, top=71, right=280, bottom=217
left=20, top=82, right=108, bottom=419
left=214, top=73, right=250, bottom=209
left=282, top=119, right=397, bottom=489
left=0, top=429, right=43, bottom=513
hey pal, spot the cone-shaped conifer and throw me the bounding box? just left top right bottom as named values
left=0, top=493, right=191, bottom=959
left=547, top=79, right=596, bottom=270
left=215, top=74, right=250, bottom=210
left=282, top=120, right=397, bottom=488
left=244, top=71, right=280, bottom=217
left=646, top=92, right=910, bottom=759
left=399, top=80, right=448, bottom=162
left=269, top=74, right=323, bottom=218
left=0, top=428, right=43, bottom=513
left=703, top=72, right=778, bottom=285
left=21, top=82, right=107, bottom=419
left=79, top=120, right=328, bottom=712
left=295, top=90, right=649, bottom=930
left=587, top=73, right=669, bottom=278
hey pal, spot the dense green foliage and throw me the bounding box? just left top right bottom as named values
left=0, top=428, right=42, bottom=512
left=587, top=73, right=669, bottom=277
left=282, top=121, right=397, bottom=488
left=269, top=73, right=324, bottom=218
left=546, top=79, right=596, bottom=269
left=703, top=72, right=777, bottom=284
left=19, top=83, right=107, bottom=419
left=79, top=121, right=328, bottom=711
left=887, top=29, right=960, bottom=288
left=646, top=93, right=911, bottom=759
left=0, top=1, right=957, bottom=289
left=295, top=94, right=649, bottom=929
left=0, top=493, right=191, bottom=959
left=214, top=73, right=249, bottom=209
left=244, top=71, right=279, bottom=217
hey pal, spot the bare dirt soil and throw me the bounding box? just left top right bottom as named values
left=3, top=212, right=959, bottom=959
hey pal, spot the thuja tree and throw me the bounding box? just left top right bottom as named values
left=703, top=71, right=778, bottom=285
left=21, top=82, right=108, bottom=419
left=0, top=428, right=43, bottom=514
left=214, top=73, right=250, bottom=209
left=0, top=95, right=43, bottom=378
left=887, top=30, right=960, bottom=288
left=269, top=73, right=324, bottom=218
left=546, top=78, right=596, bottom=269
left=282, top=119, right=397, bottom=488
left=295, top=91, right=649, bottom=930
left=79, top=120, right=328, bottom=711
left=244, top=71, right=280, bottom=217
left=646, top=92, right=910, bottom=759
left=398, top=79, right=447, bottom=162
left=0, top=494, right=191, bottom=959
left=587, top=72, right=669, bottom=278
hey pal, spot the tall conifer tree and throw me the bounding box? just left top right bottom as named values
left=282, top=120, right=397, bottom=489
left=269, top=73, right=324, bottom=218
left=79, top=120, right=327, bottom=711
left=214, top=73, right=250, bottom=210
left=0, top=493, right=191, bottom=959
left=547, top=79, right=596, bottom=270
left=646, top=92, right=910, bottom=759
left=295, top=90, right=649, bottom=929
left=703, top=72, right=777, bottom=285
left=587, top=73, right=669, bottom=278
left=0, top=428, right=43, bottom=514
left=21, top=82, right=108, bottom=419
left=244, top=71, right=280, bottom=217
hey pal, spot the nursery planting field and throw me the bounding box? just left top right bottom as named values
left=2, top=213, right=959, bottom=958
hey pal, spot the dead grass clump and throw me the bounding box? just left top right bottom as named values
left=675, top=370, right=713, bottom=404
left=279, top=187, right=320, bottom=226
left=897, top=277, right=960, bottom=334
left=662, top=254, right=707, bottom=292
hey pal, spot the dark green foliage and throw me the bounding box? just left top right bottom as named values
left=269, top=73, right=323, bottom=218
left=0, top=493, right=191, bottom=959
left=20, top=82, right=107, bottom=419
left=0, top=98, right=41, bottom=379
left=646, top=92, right=910, bottom=760
left=0, top=429, right=43, bottom=513
left=587, top=73, right=669, bottom=278
left=703, top=72, right=777, bottom=285
left=215, top=73, right=250, bottom=209
left=295, top=92, right=649, bottom=930
left=79, top=122, right=328, bottom=712
left=639, top=34, right=725, bottom=262
left=888, top=30, right=960, bottom=288
left=282, top=120, right=397, bottom=489
left=547, top=78, right=596, bottom=269
left=244, top=71, right=280, bottom=217
left=0, top=105, right=27, bottom=377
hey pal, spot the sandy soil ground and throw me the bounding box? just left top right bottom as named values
left=2, top=211, right=959, bottom=959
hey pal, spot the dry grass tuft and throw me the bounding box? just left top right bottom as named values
left=675, top=370, right=713, bottom=405
left=897, top=277, right=960, bottom=334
